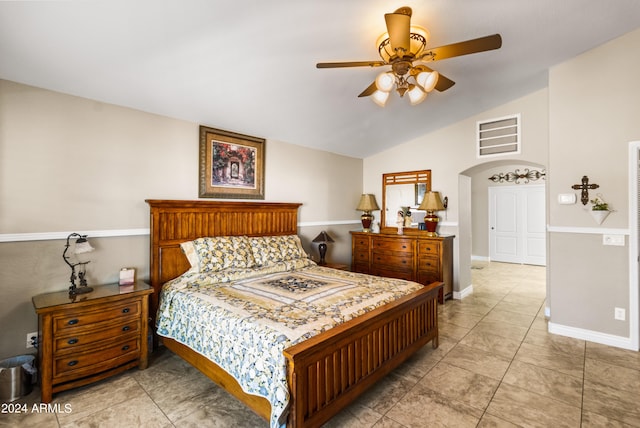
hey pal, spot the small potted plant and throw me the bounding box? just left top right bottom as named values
left=589, top=195, right=610, bottom=224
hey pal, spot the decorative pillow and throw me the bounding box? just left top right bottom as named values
left=249, top=235, right=309, bottom=266
left=180, top=236, right=255, bottom=273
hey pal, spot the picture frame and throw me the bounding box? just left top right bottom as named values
left=199, top=126, right=265, bottom=199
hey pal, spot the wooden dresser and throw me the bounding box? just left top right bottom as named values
left=351, top=231, right=454, bottom=303
left=32, top=282, right=153, bottom=403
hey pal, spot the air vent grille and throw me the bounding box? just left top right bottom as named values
left=477, top=114, right=520, bottom=158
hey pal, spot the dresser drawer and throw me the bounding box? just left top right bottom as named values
left=371, top=253, right=413, bottom=272
left=53, top=300, right=141, bottom=334
left=53, top=336, right=140, bottom=380
left=418, top=256, right=440, bottom=274
left=353, top=249, right=370, bottom=264
left=372, top=238, right=413, bottom=253
left=353, top=236, right=370, bottom=249
left=352, top=262, right=369, bottom=274
left=417, top=270, right=441, bottom=286
left=54, top=319, right=141, bottom=354
left=371, top=268, right=414, bottom=282
left=418, top=241, right=441, bottom=256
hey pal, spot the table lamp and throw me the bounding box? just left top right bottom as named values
left=63, top=233, right=95, bottom=295
left=418, top=191, right=445, bottom=236
left=312, top=231, right=335, bottom=265
left=356, top=194, right=380, bottom=232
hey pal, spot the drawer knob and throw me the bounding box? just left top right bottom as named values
left=67, top=360, right=78, bottom=366
left=122, top=326, right=130, bottom=332
left=67, top=338, right=78, bottom=345
left=122, top=308, right=130, bottom=314
left=67, top=319, right=79, bottom=325
left=122, top=345, right=130, bottom=351
left=402, top=245, right=407, bottom=249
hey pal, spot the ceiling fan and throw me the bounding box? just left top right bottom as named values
left=316, top=6, right=502, bottom=107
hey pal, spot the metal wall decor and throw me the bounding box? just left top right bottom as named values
left=571, top=175, right=599, bottom=205
left=488, top=168, right=546, bottom=184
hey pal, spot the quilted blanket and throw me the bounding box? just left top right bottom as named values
left=156, top=261, right=422, bottom=427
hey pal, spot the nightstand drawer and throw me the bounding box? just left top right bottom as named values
left=53, top=337, right=139, bottom=379
left=54, top=319, right=141, bottom=353
left=53, top=300, right=141, bottom=334
left=373, top=238, right=413, bottom=253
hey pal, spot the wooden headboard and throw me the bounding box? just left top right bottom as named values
left=145, top=200, right=302, bottom=324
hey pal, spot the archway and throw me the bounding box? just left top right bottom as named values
left=457, top=159, right=547, bottom=298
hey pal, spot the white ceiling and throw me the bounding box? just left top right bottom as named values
left=2, top=1, right=640, bottom=158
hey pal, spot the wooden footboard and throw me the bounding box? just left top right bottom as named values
left=284, top=281, right=441, bottom=428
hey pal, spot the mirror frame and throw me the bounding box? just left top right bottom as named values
left=381, top=170, right=432, bottom=234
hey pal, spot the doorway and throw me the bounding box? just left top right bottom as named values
left=489, top=184, right=546, bottom=265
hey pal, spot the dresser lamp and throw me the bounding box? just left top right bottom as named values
left=356, top=194, right=380, bottom=232
left=312, top=231, right=335, bottom=265
left=63, top=233, right=95, bottom=295
left=418, top=191, right=445, bottom=237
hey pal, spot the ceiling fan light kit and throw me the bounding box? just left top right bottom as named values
left=317, top=6, right=502, bottom=107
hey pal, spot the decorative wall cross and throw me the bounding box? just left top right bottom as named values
left=571, top=175, right=599, bottom=205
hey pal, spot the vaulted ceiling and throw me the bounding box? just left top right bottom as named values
left=2, top=1, right=640, bottom=158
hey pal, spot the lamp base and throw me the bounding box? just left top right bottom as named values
left=69, top=286, right=94, bottom=296
left=318, top=243, right=327, bottom=265
left=424, top=212, right=439, bottom=237
left=361, top=212, right=374, bottom=232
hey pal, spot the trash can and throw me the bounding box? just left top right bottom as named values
left=0, top=355, right=36, bottom=402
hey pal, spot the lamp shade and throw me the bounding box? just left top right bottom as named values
left=74, top=236, right=95, bottom=254
left=312, top=231, right=335, bottom=243
left=418, top=191, right=445, bottom=211
left=356, top=194, right=380, bottom=212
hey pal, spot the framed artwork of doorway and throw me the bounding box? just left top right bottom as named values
left=199, top=126, right=265, bottom=199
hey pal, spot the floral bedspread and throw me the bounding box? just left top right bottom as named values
left=156, top=260, right=422, bottom=427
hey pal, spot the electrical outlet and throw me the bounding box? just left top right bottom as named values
left=614, top=307, right=626, bottom=321
left=26, top=331, right=38, bottom=349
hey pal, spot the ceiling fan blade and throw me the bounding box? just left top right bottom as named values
left=357, top=81, right=378, bottom=98
left=434, top=73, right=455, bottom=92
left=419, top=34, right=502, bottom=62
left=412, top=64, right=455, bottom=91
left=384, top=9, right=411, bottom=54
left=316, top=61, right=386, bottom=68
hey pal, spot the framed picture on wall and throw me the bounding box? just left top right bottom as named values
left=199, top=126, right=265, bottom=199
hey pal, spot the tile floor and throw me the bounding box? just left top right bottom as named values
left=3, top=262, right=640, bottom=427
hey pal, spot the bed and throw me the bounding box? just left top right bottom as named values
left=146, top=200, right=441, bottom=428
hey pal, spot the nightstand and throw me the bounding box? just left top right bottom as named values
left=322, top=263, right=350, bottom=271
left=32, top=282, right=153, bottom=403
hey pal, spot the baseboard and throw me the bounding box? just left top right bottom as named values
left=453, top=284, right=473, bottom=300
left=548, top=322, right=638, bottom=351
left=471, top=255, right=490, bottom=262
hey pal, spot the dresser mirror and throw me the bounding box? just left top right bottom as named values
left=381, top=170, right=431, bottom=232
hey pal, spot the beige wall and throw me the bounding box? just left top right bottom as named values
left=0, top=80, right=362, bottom=359
left=547, top=28, right=640, bottom=339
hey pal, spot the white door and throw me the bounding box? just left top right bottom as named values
left=489, top=185, right=546, bottom=266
